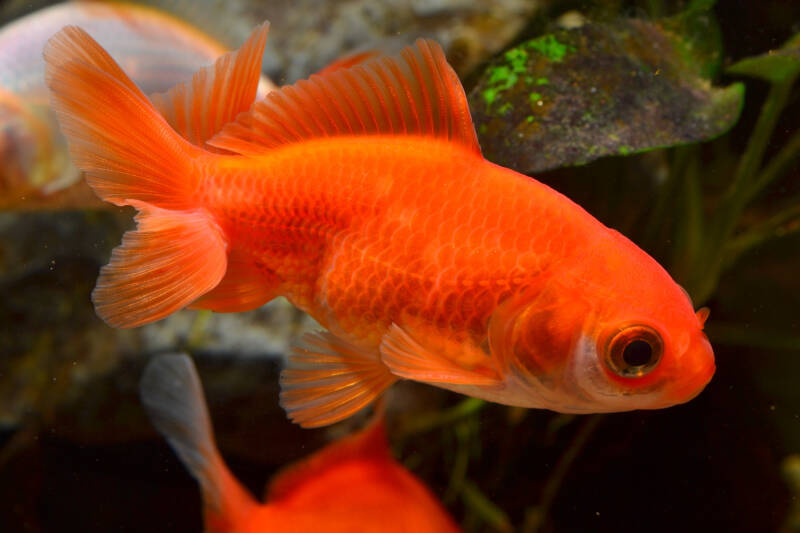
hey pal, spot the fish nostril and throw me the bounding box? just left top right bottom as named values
left=696, top=307, right=710, bottom=328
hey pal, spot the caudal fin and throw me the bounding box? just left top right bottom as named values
left=140, top=354, right=257, bottom=530
left=44, top=26, right=231, bottom=327
left=44, top=26, right=201, bottom=209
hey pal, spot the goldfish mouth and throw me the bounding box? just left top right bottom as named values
left=675, top=357, right=715, bottom=403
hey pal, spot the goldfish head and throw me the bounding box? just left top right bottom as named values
left=567, top=303, right=715, bottom=413
left=491, top=234, right=715, bottom=414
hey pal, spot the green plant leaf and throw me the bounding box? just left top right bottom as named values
left=727, top=33, right=800, bottom=84
left=469, top=16, right=743, bottom=174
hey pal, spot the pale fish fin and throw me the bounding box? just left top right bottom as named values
left=149, top=22, right=269, bottom=148
left=92, top=202, right=227, bottom=328
left=380, top=324, right=502, bottom=386
left=140, top=354, right=257, bottom=529
left=280, top=332, right=397, bottom=428
left=207, top=38, right=480, bottom=156
left=189, top=253, right=279, bottom=313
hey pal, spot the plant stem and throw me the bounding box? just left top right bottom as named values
left=725, top=80, right=795, bottom=205
left=642, top=146, right=691, bottom=255
left=744, top=130, right=800, bottom=206
left=186, top=309, right=213, bottom=349
left=523, top=414, right=604, bottom=533
left=462, top=480, right=514, bottom=533
left=445, top=421, right=472, bottom=503
left=399, top=397, right=485, bottom=437
left=670, top=146, right=704, bottom=287
left=724, top=201, right=800, bottom=265
left=692, top=78, right=796, bottom=303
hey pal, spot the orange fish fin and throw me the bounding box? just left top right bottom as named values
left=93, top=202, right=227, bottom=328
left=279, top=332, right=397, bottom=428
left=149, top=22, right=269, bottom=149
left=44, top=26, right=200, bottom=210
left=189, top=255, right=278, bottom=312
left=380, top=324, right=502, bottom=386
left=207, top=38, right=481, bottom=156
left=45, top=27, right=231, bottom=328
left=316, top=49, right=384, bottom=75
left=140, top=354, right=257, bottom=528
left=266, top=416, right=390, bottom=501
left=43, top=23, right=141, bottom=94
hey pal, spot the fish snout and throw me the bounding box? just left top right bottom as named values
left=671, top=332, right=715, bottom=403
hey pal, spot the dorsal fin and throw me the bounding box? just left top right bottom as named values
left=207, top=38, right=481, bottom=156
left=316, top=49, right=384, bottom=76
left=149, top=22, right=269, bottom=148
left=266, top=417, right=390, bottom=502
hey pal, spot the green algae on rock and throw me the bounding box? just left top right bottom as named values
left=527, top=34, right=574, bottom=62
left=469, top=14, right=744, bottom=174
left=479, top=36, right=572, bottom=109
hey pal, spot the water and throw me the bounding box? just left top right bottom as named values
left=0, top=0, right=798, bottom=531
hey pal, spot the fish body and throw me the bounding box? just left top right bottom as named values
left=45, top=23, right=715, bottom=427
left=140, top=354, right=461, bottom=533
left=0, top=1, right=274, bottom=209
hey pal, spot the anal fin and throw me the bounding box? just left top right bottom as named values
left=380, top=324, right=502, bottom=386
left=280, top=332, right=397, bottom=428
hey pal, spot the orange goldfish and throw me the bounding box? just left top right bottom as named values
left=0, top=1, right=274, bottom=210
left=140, top=354, right=461, bottom=533
left=44, top=22, right=714, bottom=428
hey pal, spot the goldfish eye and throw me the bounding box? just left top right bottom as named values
left=605, top=325, right=663, bottom=378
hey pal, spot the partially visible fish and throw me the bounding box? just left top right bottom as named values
left=140, top=354, right=462, bottom=533
left=0, top=1, right=275, bottom=209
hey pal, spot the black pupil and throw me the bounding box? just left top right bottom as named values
left=622, top=339, right=653, bottom=367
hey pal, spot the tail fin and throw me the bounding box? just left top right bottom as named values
left=44, top=26, right=201, bottom=209
left=140, top=354, right=257, bottom=530
left=44, top=27, right=228, bottom=327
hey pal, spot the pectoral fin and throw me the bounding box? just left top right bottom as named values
left=380, top=324, right=502, bottom=386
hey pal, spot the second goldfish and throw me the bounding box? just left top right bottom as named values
left=141, top=354, right=461, bottom=532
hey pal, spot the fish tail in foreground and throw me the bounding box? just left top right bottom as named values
left=43, top=23, right=269, bottom=328
left=140, top=354, right=258, bottom=531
